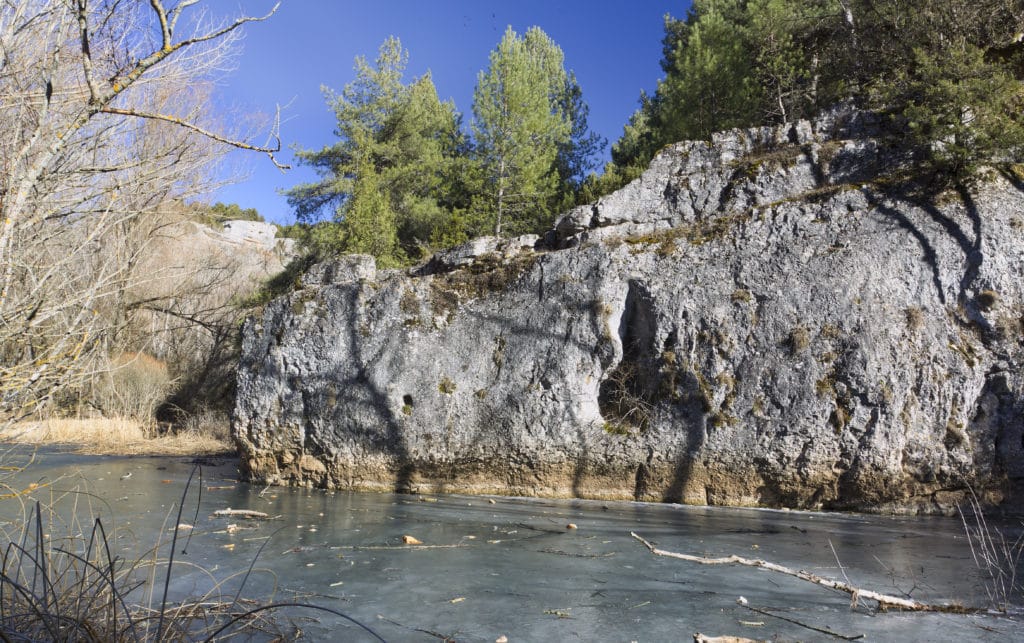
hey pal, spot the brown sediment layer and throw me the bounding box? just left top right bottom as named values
left=240, top=447, right=1005, bottom=515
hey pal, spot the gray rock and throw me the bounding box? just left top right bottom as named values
left=301, top=255, right=377, bottom=286
left=215, top=219, right=296, bottom=260
left=554, top=205, right=595, bottom=238
left=423, top=236, right=503, bottom=272
left=234, top=109, right=1024, bottom=514
left=219, top=220, right=274, bottom=247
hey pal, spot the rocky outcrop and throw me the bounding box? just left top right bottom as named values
left=219, top=219, right=296, bottom=257
left=233, top=108, right=1024, bottom=514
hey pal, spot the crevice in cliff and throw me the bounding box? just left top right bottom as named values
left=598, top=281, right=659, bottom=432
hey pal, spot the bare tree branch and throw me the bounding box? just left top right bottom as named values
left=100, top=106, right=290, bottom=169
left=168, top=0, right=202, bottom=36
left=630, top=532, right=982, bottom=614
left=74, top=0, right=101, bottom=104
left=149, top=0, right=173, bottom=49
left=0, top=1, right=287, bottom=419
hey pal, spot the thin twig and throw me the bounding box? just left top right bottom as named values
left=742, top=604, right=864, bottom=641
left=828, top=539, right=852, bottom=585
left=539, top=548, right=616, bottom=558
left=376, top=613, right=458, bottom=641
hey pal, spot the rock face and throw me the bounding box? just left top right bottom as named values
left=234, top=109, right=1024, bottom=514
left=220, top=220, right=296, bottom=257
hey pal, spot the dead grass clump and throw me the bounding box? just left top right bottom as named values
left=905, top=306, right=925, bottom=331
left=731, top=289, right=752, bottom=303
left=0, top=417, right=231, bottom=455
left=177, top=408, right=232, bottom=443
left=788, top=326, right=811, bottom=355
left=428, top=252, right=538, bottom=319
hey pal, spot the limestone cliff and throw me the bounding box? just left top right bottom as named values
left=233, top=109, right=1024, bottom=514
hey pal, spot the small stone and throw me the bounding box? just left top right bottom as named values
left=566, top=523, right=578, bottom=530
left=402, top=535, right=423, bottom=545
left=495, top=637, right=508, bottom=643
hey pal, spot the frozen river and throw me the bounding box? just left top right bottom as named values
left=0, top=448, right=1021, bottom=641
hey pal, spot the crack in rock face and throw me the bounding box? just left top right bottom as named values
left=234, top=108, right=1024, bottom=514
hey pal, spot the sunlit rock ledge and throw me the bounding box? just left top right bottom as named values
left=233, top=108, right=1024, bottom=515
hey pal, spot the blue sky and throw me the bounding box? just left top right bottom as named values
left=211, top=1, right=689, bottom=223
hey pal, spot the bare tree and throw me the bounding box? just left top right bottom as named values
left=109, top=200, right=293, bottom=424
left=0, top=0, right=284, bottom=419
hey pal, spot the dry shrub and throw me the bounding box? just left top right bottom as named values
left=599, top=360, right=655, bottom=432
left=92, top=352, right=173, bottom=426
left=976, top=289, right=1000, bottom=311
left=177, top=408, right=232, bottom=443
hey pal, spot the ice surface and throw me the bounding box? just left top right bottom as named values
left=0, top=449, right=1020, bottom=642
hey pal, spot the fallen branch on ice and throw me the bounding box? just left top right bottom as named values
left=630, top=532, right=979, bottom=613
left=212, top=508, right=270, bottom=519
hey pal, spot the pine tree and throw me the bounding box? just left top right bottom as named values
left=853, top=0, right=1024, bottom=174
left=659, top=0, right=758, bottom=141
left=604, top=0, right=1024, bottom=189
left=286, top=37, right=463, bottom=264
left=471, top=26, right=573, bottom=237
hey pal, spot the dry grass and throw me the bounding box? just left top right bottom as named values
left=0, top=417, right=233, bottom=456
left=958, top=489, right=1024, bottom=611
